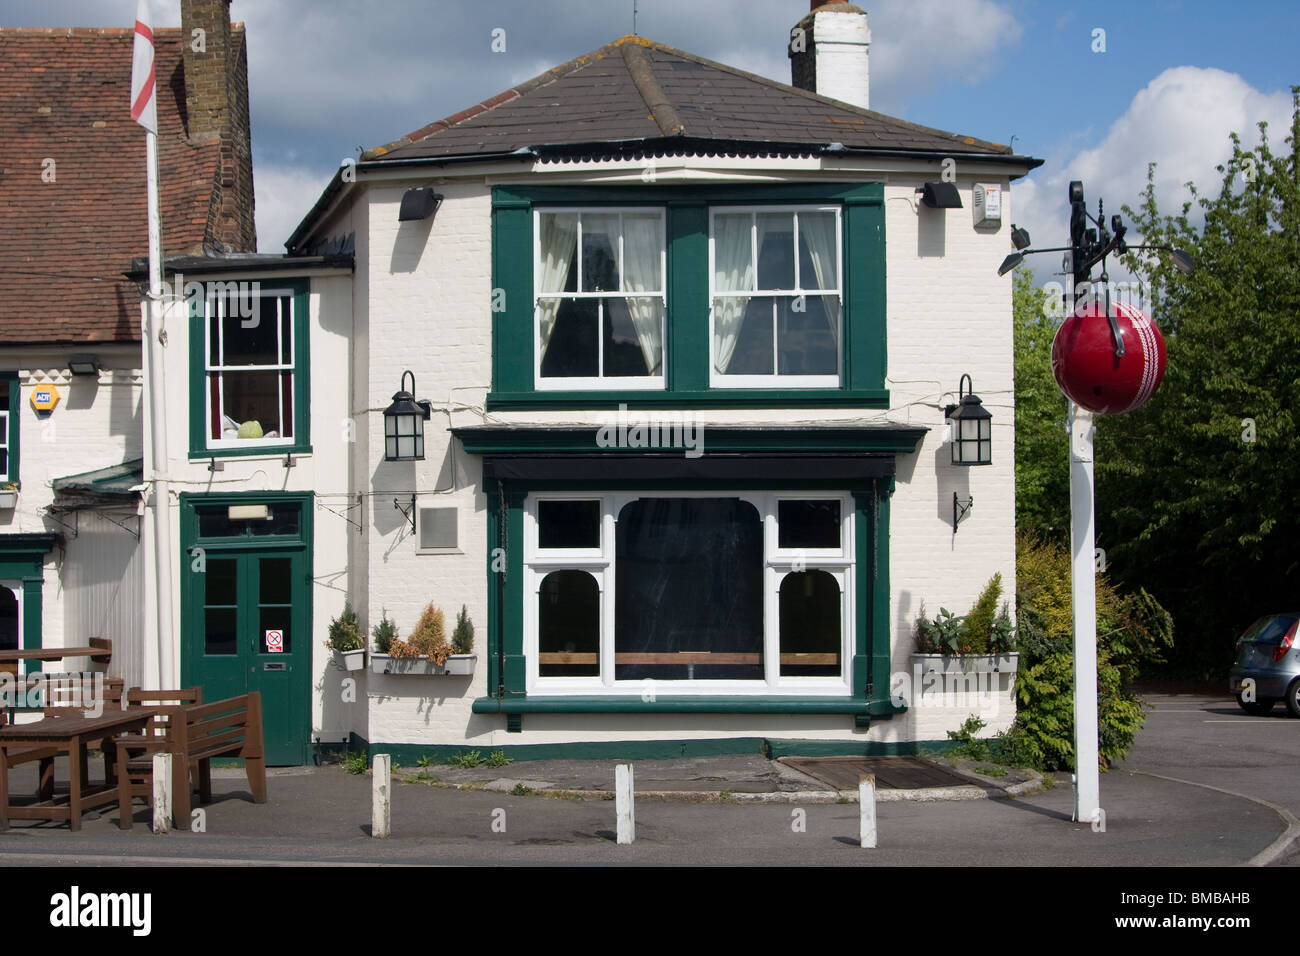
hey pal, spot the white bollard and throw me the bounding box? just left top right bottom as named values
left=151, top=752, right=172, bottom=834
left=859, top=774, right=877, bottom=848
left=372, top=753, right=391, bottom=839
left=615, top=763, right=635, bottom=845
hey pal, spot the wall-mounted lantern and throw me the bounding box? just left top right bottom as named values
left=945, top=374, right=991, bottom=465
left=383, top=370, right=432, bottom=461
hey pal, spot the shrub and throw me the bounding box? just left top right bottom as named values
left=325, top=602, right=363, bottom=652
left=913, top=603, right=967, bottom=655
left=407, top=603, right=452, bottom=666
left=963, top=573, right=1002, bottom=654
left=371, top=609, right=398, bottom=654
left=452, top=605, right=475, bottom=655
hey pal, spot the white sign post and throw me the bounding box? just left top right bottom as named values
left=1068, top=402, right=1101, bottom=826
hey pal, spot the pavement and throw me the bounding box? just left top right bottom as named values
left=0, top=690, right=1294, bottom=866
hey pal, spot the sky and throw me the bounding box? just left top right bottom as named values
left=5, top=0, right=1297, bottom=259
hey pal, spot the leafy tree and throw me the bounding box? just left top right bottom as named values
left=1096, top=88, right=1300, bottom=676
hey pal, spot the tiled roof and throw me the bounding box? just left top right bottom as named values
left=0, top=27, right=244, bottom=345
left=364, top=35, right=1025, bottom=163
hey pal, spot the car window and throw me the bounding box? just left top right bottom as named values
left=1239, top=615, right=1299, bottom=644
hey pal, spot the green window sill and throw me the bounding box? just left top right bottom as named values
left=486, top=389, right=890, bottom=411
left=473, top=695, right=905, bottom=728
left=188, top=444, right=313, bottom=461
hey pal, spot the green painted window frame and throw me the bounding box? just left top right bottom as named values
left=0, top=535, right=57, bottom=690
left=187, top=279, right=312, bottom=459
left=489, top=183, right=888, bottom=410
left=476, top=474, right=899, bottom=724
left=0, top=373, right=18, bottom=486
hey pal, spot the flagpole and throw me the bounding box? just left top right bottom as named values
left=145, top=125, right=175, bottom=690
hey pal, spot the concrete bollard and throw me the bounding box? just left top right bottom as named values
left=372, top=753, right=391, bottom=839
left=615, top=763, right=635, bottom=845
left=152, top=752, right=172, bottom=834
left=859, top=774, right=877, bottom=848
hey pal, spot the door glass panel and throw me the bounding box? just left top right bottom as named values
left=204, top=559, right=238, bottom=655
left=197, top=503, right=300, bottom=538
left=258, top=557, right=292, bottom=653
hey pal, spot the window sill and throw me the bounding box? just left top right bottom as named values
left=472, top=694, right=904, bottom=725
left=486, top=389, right=890, bottom=410
left=189, top=444, right=312, bottom=461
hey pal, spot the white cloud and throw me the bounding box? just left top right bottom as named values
left=1013, top=67, right=1294, bottom=283
left=253, top=162, right=335, bottom=253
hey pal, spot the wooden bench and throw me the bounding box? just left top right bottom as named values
left=3, top=676, right=126, bottom=800
left=116, top=691, right=266, bottom=830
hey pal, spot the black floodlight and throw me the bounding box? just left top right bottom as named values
left=398, top=187, right=442, bottom=222
left=997, top=252, right=1025, bottom=276
left=918, top=181, right=963, bottom=209
left=67, top=354, right=99, bottom=376
left=1010, top=224, right=1031, bottom=250
left=1170, top=249, right=1195, bottom=276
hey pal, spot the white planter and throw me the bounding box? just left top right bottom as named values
left=369, top=653, right=476, bottom=676
left=910, top=652, right=1018, bottom=675
left=332, top=648, right=366, bottom=671
left=0, top=491, right=16, bottom=509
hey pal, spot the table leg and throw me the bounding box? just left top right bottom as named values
left=0, top=747, right=9, bottom=830
left=68, top=734, right=82, bottom=831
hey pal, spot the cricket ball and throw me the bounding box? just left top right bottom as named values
left=1051, top=299, right=1166, bottom=414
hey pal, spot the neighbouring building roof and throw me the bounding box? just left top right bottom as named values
left=51, top=458, right=144, bottom=496
left=0, top=24, right=255, bottom=346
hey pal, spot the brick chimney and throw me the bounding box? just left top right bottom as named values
left=788, top=1, right=871, bottom=110
left=181, top=0, right=256, bottom=251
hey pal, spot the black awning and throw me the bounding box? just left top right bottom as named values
left=483, top=453, right=896, bottom=483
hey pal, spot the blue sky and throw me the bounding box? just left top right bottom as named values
left=4, top=0, right=1296, bottom=253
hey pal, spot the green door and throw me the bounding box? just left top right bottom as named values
left=182, top=494, right=312, bottom=766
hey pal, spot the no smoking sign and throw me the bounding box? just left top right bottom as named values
left=265, top=629, right=284, bottom=653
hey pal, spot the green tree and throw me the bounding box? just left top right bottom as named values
left=1013, top=266, right=1070, bottom=542
left=1096, top=88, right=1300, bottom=676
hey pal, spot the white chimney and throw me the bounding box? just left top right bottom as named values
left=788, top=1, right=871, bottom=110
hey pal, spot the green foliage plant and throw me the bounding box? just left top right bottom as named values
left=371, top=609, right=398, bottom=654
left=452, top=605, right=475, bottom=655
left=325, top=602, right=364, bottom=652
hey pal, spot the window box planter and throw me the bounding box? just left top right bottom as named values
left=331, top=648, right=366, bottom=672
left=369, top=653, right=476, bottom=676
left=0, top=490, right=15, bottom=510
left=910, top=652, right=1018, bottom=676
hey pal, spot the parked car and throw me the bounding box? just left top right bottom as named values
left=1229, top=613, right=1300, bottom=716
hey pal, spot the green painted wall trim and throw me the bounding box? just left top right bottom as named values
left=0, top=535, right=55, bottom=674
left=457, top=425, right=925, bottom=456
left=471, top=695, right=878, bottom=716
left=188, top=278, right=312, bottom=459
left=489, top=182, right=887, bottom=406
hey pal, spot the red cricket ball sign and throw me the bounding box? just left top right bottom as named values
left=1051, top=299, right=1167, bottom=414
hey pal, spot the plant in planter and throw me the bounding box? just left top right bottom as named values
left=912, top=575, right=1018, bottom=674
left=325, top=602, right=365, bottom=670
left=446, top=604, right=477, bottom=675
left=372, top=602, right=477, bottom=675
left=372, top=609, right=398, bottom=654
left=0, top=481, right=18, bottom=509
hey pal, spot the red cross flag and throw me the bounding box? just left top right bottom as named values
left=130, top=0, right=156, bottom=134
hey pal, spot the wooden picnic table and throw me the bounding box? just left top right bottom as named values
left=0, top=708, right=154, bottom=831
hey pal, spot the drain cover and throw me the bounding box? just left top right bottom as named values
left=780, top=756, right=991, bottom=791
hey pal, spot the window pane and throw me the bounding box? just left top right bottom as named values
left=221, top=301, right=280, bottom=367
left=204, top=558, right=238, bottom=656
left=604, top=298, right=655, bottom=377
left=538, top=500, right=600, bottom=549
left=259, top=557, right=291, bottom=605
left=221, top=370, right=286, bottom=437
left=0, top=588, right=17, bottom=679
left=798, top=211, right=838, bottom=290
left=778, top=500, right=841, bottom=549
left=779, top=571, right=841, bottom=677
left=713, top=213, right=753, bottom=292
left=540, top=298, right=598, bottom=378
left=756, top=212, right=795, bottom=290
left=581, top=214, right=619, bottom=292
left=204, top=609, right=238, bottom=656
left=538, top=213, right=579, bottom=293
left=539, top=570, right=600, bottom=677
left=717, top=297, right=774, bottom=375
left=196, top=503, right=299, bottom=538
left=259, top=607, right=291, bottom=653
left=777, top=296, right=838, bottom=375
left=615, top=498, right=763, bottom=680
left=622, top=213, right=662, bottom=292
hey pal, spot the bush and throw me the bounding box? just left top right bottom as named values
left=371, top=609, right=398, bottom=654
left=325, top=602, right=363, bottom=652
left=963, top=573, right=1003, bottom=654
left=388, top=602, right=454, bottom=665
left=452, top=605, right=475, bottom=655
left=1002, top=533, right=1173, bottom=771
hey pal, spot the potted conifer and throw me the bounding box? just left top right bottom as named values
left=325, top=602, right=366, bottom=671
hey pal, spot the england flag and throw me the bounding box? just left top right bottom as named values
left=129, top=0, right=156, bottom=134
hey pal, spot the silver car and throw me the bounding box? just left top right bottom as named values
left=1229, top=613, right=1300, bottom=716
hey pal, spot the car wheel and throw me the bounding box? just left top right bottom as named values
left=1237, top=692, right=1275, bottom=715
left=1286, top=680, right=1300, bottom=719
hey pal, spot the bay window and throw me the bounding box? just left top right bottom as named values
left=524, top=491, right=852, bottom=695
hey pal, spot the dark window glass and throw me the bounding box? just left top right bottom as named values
left=0, top=587, right=18, bottom=678
left=540, top=298, right=598, bottom=377
left=539, top=570, right=600, bottom=677
left=221, top=299, right=279, bottom=367
left=581, top=214, right=620, bottom=292
left=778, top=500, right=841, bottom=549
left=779, top=571, right=841, bottom=677
left=615, top=497, right=763, bottom=680
left=197, top=503, right=300, bottom=538
left=777, top=296, right=838, bottom=375
left=719, top=297, right=775, bottom=375
left=1240, top=615, right=1299, bottom=645
left=538, top=500, right=601, bottom=549
left=603, top=298, right=652, bottom=377
left=259, top=557, right=291, bottom=605
left=204, top=609, right=238, bottom=656
left=756, top=212, right=795, bottom=289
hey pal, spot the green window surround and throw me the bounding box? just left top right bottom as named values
left=489, top=183, right=887, bottom=410
left=1, top=373, right=18, bottom=486
left=0, top=534, right=57, bottom=681
left=187, top=278, right=312, bottom=460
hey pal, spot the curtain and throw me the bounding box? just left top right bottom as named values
left=712, top=214, right=758, bottom=373
left=799, top=211, right=840, bottom=346
left=621, top=213, right=664, bottom=375
left=536, top=213, right=578, bottom=362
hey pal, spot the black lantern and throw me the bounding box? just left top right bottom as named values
left=945, top=374, right=992, bottom=465
left=383, top=370, right=431, bottom=461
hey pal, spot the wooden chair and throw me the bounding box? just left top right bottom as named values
left=116, top=691, right=266, bottom=830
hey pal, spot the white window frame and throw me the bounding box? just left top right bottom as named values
left=533, top=207, right=667, bottom=391
left=203, top=286, right=298, bottom=451
left=708, top=205, right=843, bottom=388
left=523, top=491, right=854, bottom=697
